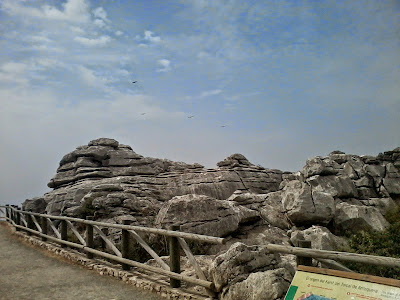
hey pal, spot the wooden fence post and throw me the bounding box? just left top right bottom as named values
left=86, top=216, right=94, bottom=259
left=169, top=225, right=181, bottom=288
left=5, top=205, right=9, bottom=222
left=41, top=216, right=48, bottom=241
left=60, top=220, right=68, bottom=248
left=15, top=207, right=21, bottom=231
left=121, top=220, right=130, bottom=270
left=10, top=206, right=15, bottom=224
left=297, top=240, right=312, bottom=266
left=27, top=213, right=34, bottom=236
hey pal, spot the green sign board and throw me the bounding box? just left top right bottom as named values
left=285, top=266, right=400, bottom=300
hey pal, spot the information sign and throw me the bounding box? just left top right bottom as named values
left=285, top=266, right=400, bottom=300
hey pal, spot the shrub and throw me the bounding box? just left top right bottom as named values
left=343, top=207, right=400, bottom=279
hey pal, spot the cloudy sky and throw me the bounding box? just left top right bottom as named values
left=1, top=0, right=399, bottom=206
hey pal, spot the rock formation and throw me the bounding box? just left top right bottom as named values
left=22, top=138, right=400, bottom=300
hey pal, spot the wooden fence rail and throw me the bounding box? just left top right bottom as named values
left=1, top=205, right=220, bottom=296
left=3, top=204, right=400, bottom=295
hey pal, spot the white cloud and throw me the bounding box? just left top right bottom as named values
left=2, top=0, right=91, bottom=23
left=31, top=44, right=65, bottom=53
left=94, top=18, right=106, bottom=28
left=200, top=89, right=222, bottom=98
left=144, top=30, right=161, bottom=43
left=115, top=30, right=123, bottom=36
left=31, top=35, right=52, bottom=43
left=115, top=69, right=130, bottom=76
left=156, top=59, right=171, bottom=72
left=0, top=62, right=29, bottom=85
left=70, top=26, right=85, bottom=34
left=74, top=35, right=111, bottom=46
left=33, top=58, right=64, bottom=69
left=92, top=7, right=108, bottom=21
left=1, top=62, right=27, bottom=74
left=77, top=66, right=110, bottom=87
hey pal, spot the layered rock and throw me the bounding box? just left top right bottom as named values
left=22, top=138, right=400, bottom=300
left=276, top=148, right=400, bottom=234
left=25, top=138, right=283, bottom=224
left=154, top=194, right=259, bottom=237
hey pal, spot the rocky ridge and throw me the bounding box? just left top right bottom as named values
left=23, top=138, right=400, bottom=300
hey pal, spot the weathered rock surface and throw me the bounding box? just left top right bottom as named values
left=209, top=242, right=294, bottom=292
left=334, top=202, right=389, bottom=233
left=282, top=180, right=335, bottom=225
left=36, top=138, right=283, bottom=224
left=290, top=226, right=348, bottom=251
left=154, top=194, right=259, bottom=237
left=220, top=268, right=293, bottom=300
left=21, top=138, right=400, bottom=300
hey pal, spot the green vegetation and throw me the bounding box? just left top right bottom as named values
left=343, top=207, right=400, bottom=279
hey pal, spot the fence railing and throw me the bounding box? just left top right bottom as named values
left=1, top=205, right=224, bottom=297
left=3, top=204, right=400, bottom=293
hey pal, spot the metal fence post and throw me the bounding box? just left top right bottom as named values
left=169, top=225, right=181, bottom=288
left=121, top=220, right=130, bottom=270
left=297, top=240, right=312, bottom=266
left=41, top=216, right=48, bottom=241
left=60, top=220, right=68, bottom=248
left=86, top=216, right=94, bottom=259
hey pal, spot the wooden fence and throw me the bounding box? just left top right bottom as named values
left=1, top=204, right=223, bottom=297
left=2, top=204, right=400, bottom=294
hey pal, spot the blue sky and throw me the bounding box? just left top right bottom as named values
left=0, top=0, right=399, bottom=205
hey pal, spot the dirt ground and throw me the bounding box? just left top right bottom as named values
left=0, top=222, right=163, bottom=300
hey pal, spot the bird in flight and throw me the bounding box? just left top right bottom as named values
left=188, top=115, right=194, bottom=118
left=132, top=81, right=137, bottom=83
left=141, top=113, right=146, bottom=115
left=221, top=125, right=227, bottom=127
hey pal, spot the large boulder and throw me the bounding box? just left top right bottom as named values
left=209, top=242, right=292, bottom=292
left=290, top=226, right=348, bottom=251
left=307, top=175, right=358, bottom=198
left=302, top=157, right=339, bottom=178
left=22, top=197, right=47, bottom=213
left=383, top=163, right=400, bottom=196
left=334, top=202, right=389, bottom=233
left=282, top=180, right=335, bottom=225
left=154, top=194, right=259, bottom=237
left=220, top=268, right=292, bottom=300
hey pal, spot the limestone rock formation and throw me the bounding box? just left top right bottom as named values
left=21, top=138, right=400, bottom=300
left=220, top=268, right=293, bottom=300
left=209, top=242, right=294, bottom=299
left=290, top=226, right=348, bottom=251
left=154, top=194, right=259, bottom=237
left=282, top=180, right=335, bottom=225
left=27, top=138, right=283, bottom=225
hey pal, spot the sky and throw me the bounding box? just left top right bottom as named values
left=0, top=0, right=399, bottom=206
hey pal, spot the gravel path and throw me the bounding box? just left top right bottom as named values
left=0, top=223, right=163, bottom=300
